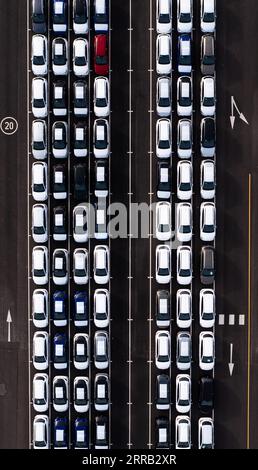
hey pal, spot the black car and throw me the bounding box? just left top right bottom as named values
left=156, top=417, right=169, bottom=449
left=53, top=206, right=67, bottom=241
left=53, top=81, right=67, bottom=116
left=200, top=246, right=215, bottom=285
left=201, top=117, right=215, bottom=154
left=95, top=416, right=108, bottom=449
left=199, top=376, right=214, bottom=413
left=74, top=164, right=87, bottom=200
left=157, top=161, right=171, bottom=199
left=73, top=0, right=88, bottom=32
left=74, top=122, right=87, bottom=157
left=53, top=164, right=67, bottom=200
left=94, top=374, right=109, bottom=411
left=156, top=290, right=170, bottom=327
left=156, top=374, right=170, bottom=410
left=32, top=0, right=46, bottom=33
left=73, top=81, right=88, bottom=116
left=95, top=160, right=108, bottom=198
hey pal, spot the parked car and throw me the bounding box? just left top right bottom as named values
left=199, top=288, right=216, bottom=328
left=74, top=377, right=89, bottom=413
left=31, top=34, right=48, bottom=75
left=52, top=249, right=69, bottom=285
left=177, top=76, right=192, bottom=116
left=94, top=34, right=109, bottom=75
left=157, top=161, right=171, bottom=199
left=32, top=289, right=48, bottom=328
left=199, top=375, right=214, bottom=413
left=73, top=81, right=88, bottom=116
left=175, top=416, right=191, bottom=449
left=33, top=415, right=49, bottom=449
left=93, top=0, right=109, bottom=33
left=156, top=118, right=172, bottom=159
left=94, top=331, right=109, bottom=369
left=176, top=374, right=191, bottom=413
left=53, top=81, right=67, bottom=116
left=32, top=0, right=47, bottom=34
left=200, top=246, right=215, bottom=284
left=94, top=374, right=109, bottom=411
left=199, top=332, right=215, bottom=370
left=73, top=333, right=89, bottom=370
left=53, top=206, right=67, bottom=241
left=52, top=37, right=68, bottom=75
left=200, top=117, right=215, bottom=157
left=32, top=120, right=47, bottom=159
left=73, top=164, right=87, bottom=200
left=32, top=77, right=47, bottom=118
left=177, top=161, right=193, bottom=200
left=200, top=202, right=216, bottom=241
left=200, top=0, right=216, bottom=33
left=32, top=204, right=48, bottom=243
left=73, top=248, right=88, bottom=285
left=176, top=289, right=192, bottom=328
left=156, top=245, right=171, bottom=284
left=177, top=119, right=192, bottom=158
left=94, top=77, right=110, bottom=117
left=53, top=417, right=68, bottom=449
left=201, top=76, right=215, bottom=116
left=156, top=417, right=169, bottom=449
left=32, top=162, right=48, bottom=201
left=74, top=122, right=87, bottom=157
left=177, top=0, right=192, bottom=33
left=73, top=291, right=88, bottom=327
left=156, top=201, right=172, bottom=241
left=52, top=0, right=67, bottom=33
left=94, top=289, right=110, bottom=328
left=52, top=291, right=67, bottom=326
left=156, top=374, right=170, bottom=410
left=155, top=331, right=171, bottom=369
left=52, top=121, right=68, bottom=158
left=156, top=290, right=170, bottom=328
left=176, top=332, right=191, bottom=371
left=156, top=34, right=172, bottom=75
left=177, top=246, right=192, bottom=285
left=73, top=0, right=89, bottom=34
left=200, top=160, right=215, bottom=199
left=178, top=34, right=192, bottom=74
left=95, top=416, right=108, bottom=449
left=156, top=76, right=172, bottom=116
left=53, top=333, right=68, bottom=369
left=32, top=373, right=48, bottom=412
left=53, top=376, right=68, bottom=412
left=199, top=418, right=214, bottom=449
left=74, top=418, right=88, bottom=449
left=93, top=119, right=109, bottom=158
left=33, top=331, right=49, bottom=371
left=201, top=34, right=215, bottom=75
left=32, top=246, right=48, bottom=285
left=93, top=245, right=110, bottom=284
left=156, top=0, right=172, bottom=34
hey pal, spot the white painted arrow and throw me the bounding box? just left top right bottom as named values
left=6, top=309, right=12, bottom=342
left=230, top=96, right=249, bottom=129
left=228, top=343, right=234, bottom=376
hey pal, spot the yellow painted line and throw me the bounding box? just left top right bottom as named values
left=247, top=173, right=252, bottom=449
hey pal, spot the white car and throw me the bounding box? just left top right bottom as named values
left=32, top=373, right=48, bottom=412
left=201, top=76, right=215, bottom=116
left=156, top=0, right=172, bottom=33
left=156, top=202, right=172, bottom=241
left=74, top=377, right=89, bottom=413
left=31, top=34, right=48, bottom=75
left=177, top=0, right=192, bottom=32
left=176, top=202, right=192, bottom=242
left=73, top=205, right=88, bottom=243
left=32, top=289, right=48, bottom=328
left=73, top=248, right=88, bottom=285
left=33, top=415, right=49, bottom=449
left=32, top=246, right=48, bottom=285
left=156, top=34, right=172, bottom=75
left=32, top=204, right=48, bottom=243
left=200, top=160, right=215, bottom=199
left=177, top=161, right=193, bottom=200
left=200, top=202, right=216, bottom=241
left=199, top=288, right=215, bottom=328
left=94, top=331, right=109, bottom=370
left=94, top=374, right=109, bottom=411
left=94, top=77, right=110, bottom=117
left=177, top=246, right=192, bottom=285
left=155, top=331, right=171, bottom=370
left=53, top=376, right=69, bottom=412
left=177, top=76, right=192, bottom=116
left=199, top=332, right=215, bottom=370
left=52, top=37, right=68, bottom=75
left=33, top=332, right=49, bottom=371
left=200, top=0, right=216, bottom=33
left=176, top=332, right=191, bottom=371
left=176, top=289, right=192, bottom=328
left=94, top=289, right=110, bottom=328
left=177, top=119, right=192, bottom=158
left=95, top=206, right=108, bottom=240
left=73, top=0, right=89, bottom=34
left=52, top=249, right=69, bottom=285
left=52, top=121, right=68, bottom=158
left=73, top=38, right=89, bottom=76
left=156, top=77, right=171, bottom=116
left=93, top=245, right=110, bottom=284
left=175, top=416, right=191, bottom=449
left=156, top=119, right=172, bottom=159
left=32, top=162, right=48, bottom=202
left=73, top=333, right=89, bottom=370
left=32, top=120, right=47, bottom=160
left=156, top=245, right=171, bottom=284
left=32, top=77, right=48, bottom=118
left=198, top=417, right=214, bottom=449
left=93, top=119, right=109, bottom=158
left=176, top=374, right=191, bottom=413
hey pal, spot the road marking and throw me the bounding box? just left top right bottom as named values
left=218, top=314, right=225, bottom=325
left=229, top=314, right=235, bottom=325
left=247, top=173, right=252, bottom=449
left=128, top=0, right=132, bottom=450
left=239, top=315, right=245, bottom=325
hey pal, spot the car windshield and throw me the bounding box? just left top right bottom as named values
left=159, top=139, right=169, bottom=149
left=203, top=12, right=214, bottom=22
left=159, top=97, right=170, bottom=107
left=34, top=183, right=45, bottom=192
left=75, top=56, right=86, bottom=66
left=204, top=137, right=215, bottom=148
left=54, top=54, right=66, bottom=66
left=33, top=98, right=45, bottom=108
left=95, top=13, right=108, bottom=24
left=180, top=140, right=191, bottom=149
left=203, top=54, right=215, bottom=65
left=159, top=13, right=170, bottom=23
left=179, top=268, right=190, bottom=277
left=180, top=13, right=191, bottom=23
left=180, top=96, right=191, bottom=107
left=202, top=268, right=214, bottom=276
left=158, top=267, right=169, bottom=276
left=203, top=224, right=214, bottom=233
left=203, top=181, right=214, bottom=190
left=179, top=312, right=190, bottom=320
left=159, top=54, right=170, bottom=65
left=203, top=311, right=214, bottom=320
left=96, top=97, right=107, bottom=107
left=180, top=182, right=191, bottom=191
left=33, top=55, right=45, bottom=66
left=33, top=13, right=44, bottom=22
left=96, top=55, right=108, bottom=65
left=34, top=140, right=45, bottom=150
left=203, top=97, right=214, bottom=107
left=159, top=224, right=169, bottom=233
left=34, top=226, right=45, bottom=235
left=96, top=267, right=107, bottom=276
left=179, top=54, right=191, bottom=65
left=180, top=225, right=191, bottom=233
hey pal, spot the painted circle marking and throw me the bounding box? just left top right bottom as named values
left=0, top=117, right=18, bottom=135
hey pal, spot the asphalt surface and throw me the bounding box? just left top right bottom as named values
left=0, top=0, right=258, bottom=450
left=0, top=0, right=28, bottom=449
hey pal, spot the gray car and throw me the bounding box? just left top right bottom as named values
left=200, top=246, right=215, bottom=285
left=201, top=35, right=215, bottom=75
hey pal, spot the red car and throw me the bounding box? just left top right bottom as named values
left=94, top=34, right=109, bottom=75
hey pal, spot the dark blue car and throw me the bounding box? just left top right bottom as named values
left=53, top=291, right=67, bottom=327
left=73, top=291, right=88, bottom=327
left=53, top=333, right=67, bottom=370
left=32, top=0, right=47, bottom=34
left=74, top=418, right=88, bottom=449
left=52, top=0, right=68, bottom=33
left=53, top=417, right=68, bottom=449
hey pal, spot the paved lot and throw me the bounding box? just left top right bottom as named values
left=0, top=0, right=258, bottom=449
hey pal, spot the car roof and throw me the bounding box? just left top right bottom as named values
left=203, top=160, right=214, bottom=181
left=159, top=79, right=169, bottom=97
left=179, top=290, right=190, bottom=312
left=180, top=120, right=190, bottom=140
left=158, top=333, right=169, bottom=355
left=95, top=0, right=106, bottom=14
left=203, top=77, right=214, bottom=97
left=159, top=246, right=169, bottom=267
left=33, top=78, right=45, bottom=98
left=159, top=0, right=170, bottom=13
left=179, top=378, right=190, bottom=399
left=180, top=161, right=191, bottom=182
left=202, top=334, right=214, bottom=355
left=180, top=247, right=191, bottom=268
left=180, top=35, right=191, bottom=55
left=159, top=120, right=170, bottom=139
left=178, top=419, right=190, bottom=443
left=159, top=35, right=170, bottom=54
left=96, top=78, right=107, bottom=98
left=204, top=203, right=215, bottom=224
left=203, top=0, right=214, bottom=13
left=202, top=291, right=214, bottom=312
left=180, top=0, right=191, bottom=13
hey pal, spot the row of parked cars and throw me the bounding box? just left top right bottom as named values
left=154, top=0, right=216, bottom=451
left=31, top=0, right=111, bottom=450
left=33, top=414, right=108, bottom=449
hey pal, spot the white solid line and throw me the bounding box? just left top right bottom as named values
left=27, top=0, right=31, bottom=448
